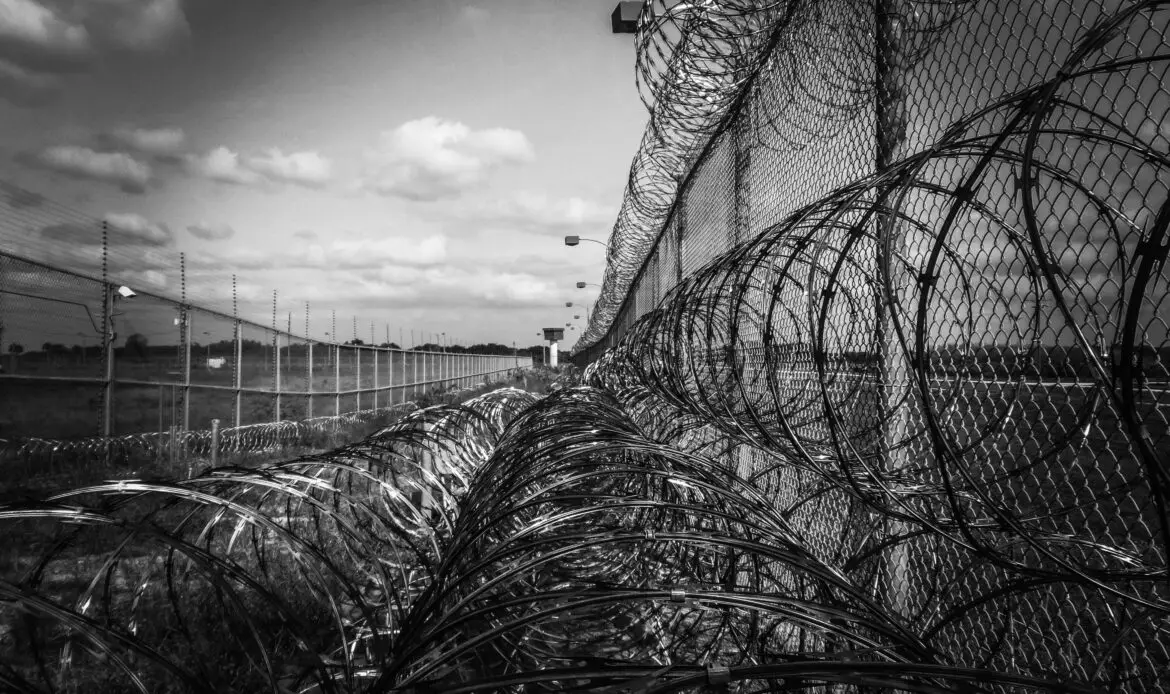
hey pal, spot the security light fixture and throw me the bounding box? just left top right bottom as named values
left=565, top=236, right=607, bottom=248
left=576, top=281, right=587, bottom=288
left=611, top=1, right=639, bottom=33
left=116, top=285, right=137, bottom=299
left=565, top=302, right=573, bottom=307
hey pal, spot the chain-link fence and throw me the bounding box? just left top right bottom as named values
left=0, top=187, right=532, bottom=477
left=575, top=0, right=1169, bottom=690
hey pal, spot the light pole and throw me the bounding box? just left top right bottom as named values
left=576, top=281, right=601, bottom=319
left=564, top=235, right=608, bottom=248
left=202, top=331, right=211, bottom=369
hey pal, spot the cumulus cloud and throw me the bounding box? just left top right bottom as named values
left=457, top=191, right=616, bottom=232
left=0, top=0, right=189, bottom=105
left=187, top=221, right=235, bottom=241
left=186, top=146, right=333, bottom=188
left=366, top=265, right=560, bottom=309
left=362, top=117, right=535, bottom=201
left=39, top=212, right=172, bottom=248
left=199, top=234, right=449, bottom=272
left=105, top=125, right=185, bottom=157
left=245, top=148, right=332, bottom=187
left=33, top=211, right=174, bottom=288
left=184, top=146, right=262, bottom=186
left=86, top=0, right=189, bottom=53
left=330, top=235, right=447, bottom=268
left=103, top=211, right=173, bottom=245
left=0, top=0, right=91, bottom=70
left=24, top=144, right=151, bottom=192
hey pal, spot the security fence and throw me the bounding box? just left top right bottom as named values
left=570, top=0, right=1170, bottom=691
left=0, top=183, right=531, bottom=459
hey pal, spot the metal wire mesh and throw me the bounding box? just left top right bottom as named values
left=570, top=0, right=1170, bottom=690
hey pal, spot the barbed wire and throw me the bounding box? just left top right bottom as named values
left=0, top=387, right=538, bottom=692
left=0, top=1, right=1167, bottom=692
left=579, top=0, right=976, bottom=352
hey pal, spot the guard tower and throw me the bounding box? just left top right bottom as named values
left=543, top=327, right=565, bottom=367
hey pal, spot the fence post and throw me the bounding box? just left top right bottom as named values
left=272, top=290, right=281, bottom=423
left=101, top=281, right=115, bottom=439
left=181, top=306, right=191, bottom=432
left=100, top=220, right=114, bottom=441
left=334, top=342, right=341, bottom=416
left=233, top=276, right=242, bottom=428
left=875, top=0, right=910, bottom=621
left=210, top=418, right=220, bottom=470
left=306, top=302, right=313, bottom=419
left=180, top=253, right=191, bottom=433
left=356, top=343, right=362, bottom=412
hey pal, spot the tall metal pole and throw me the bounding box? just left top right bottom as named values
left=232, top=275, right=241, bottom=428
left=181, top=253, right=191, bottom=432
left=306, top=302, right=313, bottom=419
left=875, top=0, right=910, bottom=620
left=272, top=290, right=281, bottom=423
left=100, top=221, right=114, bottom=439
left=102, top=283, right=115, bottom=438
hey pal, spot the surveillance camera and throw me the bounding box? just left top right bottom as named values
left=116, top=286, right=137, bottom=299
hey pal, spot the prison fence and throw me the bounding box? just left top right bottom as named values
left=570, top=0, right=1170, bottom=690
left=0, top=185, right=531, bottom=475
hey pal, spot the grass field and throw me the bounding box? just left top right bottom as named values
left=0, top=351, right=523, bottom=439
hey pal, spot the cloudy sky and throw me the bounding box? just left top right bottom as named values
left=0, top=0, right=641, bottom=349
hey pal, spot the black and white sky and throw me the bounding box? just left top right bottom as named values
left=0, top=0, right=644, bottom=348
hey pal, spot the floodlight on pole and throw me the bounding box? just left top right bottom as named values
left=611, top=1, right=639, bottom=33
left=564, top=235, right=607, bottom=248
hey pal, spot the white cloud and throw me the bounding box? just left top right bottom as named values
left=0, top=0, right=188, bottom=105
left=112, top=267, right=167, bottom=291
left=363, top=117, right=535, bottom=201
left=197, top=234, right=448, bottom=271
left=30, top=144, right=151, bottom=192
left=458, top=191, right=616, bottom=232
left=0, top=0, right=91, bottom=66
left=186, top=221, right=235, bottom=241
left=184, top=146, right=262, bottom=185
left=85, top=0, right=189, bottom=53
left=107, top=125, right=185, bottom=156
left=187, top=146, right=334, bottom=188
left=330, top=235, right=447, bottom=268
left=245, top=148, right=332, bottom=187
left=103, top=212, right=173, bottom=245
